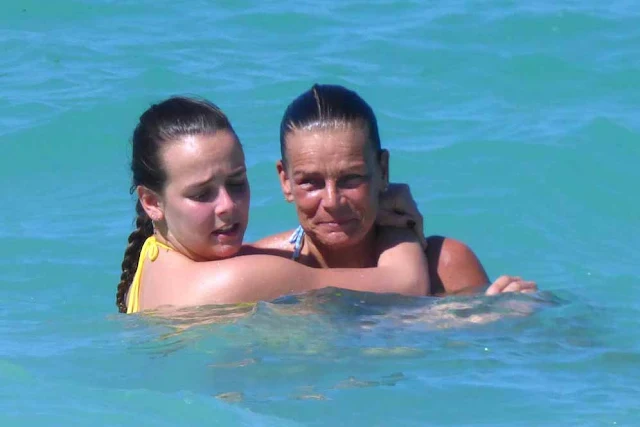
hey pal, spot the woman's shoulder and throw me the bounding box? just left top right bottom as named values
left=425, top=235, right=489, bottom=295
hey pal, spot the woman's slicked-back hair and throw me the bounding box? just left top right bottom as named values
left=279, top=84, right=381, bottom=164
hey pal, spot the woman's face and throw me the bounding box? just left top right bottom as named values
left=278, top=125, right=388, bottom=249
left=147, top=130, right=250, bottom=261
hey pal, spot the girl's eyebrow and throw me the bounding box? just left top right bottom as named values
left=187, top=167, right=247, bottom=189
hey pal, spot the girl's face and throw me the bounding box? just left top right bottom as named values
left=150, top=130, right=250, bottom=260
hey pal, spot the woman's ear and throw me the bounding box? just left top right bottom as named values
left=137, top=186, right=164, bottom=221
left=378, top=149, right=390, bottom=191
left=276, top=160, right=294, bottom=202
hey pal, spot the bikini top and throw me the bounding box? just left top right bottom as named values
left=126, top=236, right=174, bottom=314
left=288, top=225, right=305, bottom=262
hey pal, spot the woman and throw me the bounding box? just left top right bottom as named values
left=115, top=96, right=429, bottom=314
left=253, top=84, right=536, bottom=296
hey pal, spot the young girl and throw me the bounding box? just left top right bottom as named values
left=116, top=96, right=429, bottom=314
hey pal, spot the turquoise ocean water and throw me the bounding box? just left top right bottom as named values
left=2, top=1, right=639, bottom=425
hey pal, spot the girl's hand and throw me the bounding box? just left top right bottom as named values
left=377, top=183, right=427, bottom=249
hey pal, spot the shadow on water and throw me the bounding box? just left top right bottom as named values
left=114, top=289, right=584, bottom=410
left=125, top=288, right=566, bottom=360
left=16, top=286, right=616, bottom=426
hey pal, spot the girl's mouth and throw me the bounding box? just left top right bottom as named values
left=213, top=223, right=240, bottom=235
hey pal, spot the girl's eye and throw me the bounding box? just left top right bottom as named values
left=189, top=189, right=213, bottom=202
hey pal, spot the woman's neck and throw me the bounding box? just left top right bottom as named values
left=304, top=230, right=378, bottom=268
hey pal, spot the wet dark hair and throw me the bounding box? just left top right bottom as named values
left=279, top=84, right=381, bottom=164
left=116, top=96, right=235, bottom=313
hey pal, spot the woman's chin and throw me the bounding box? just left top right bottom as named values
left=309, top=221, right=371, bottom=249
left=315, top=233, right=362, bottom=249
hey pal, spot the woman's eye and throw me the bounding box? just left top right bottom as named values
left=299, top=178, right=323, bottom=189
left=340, top=175, right=367, bottom=188
left=227, top=180, right=247, bottom=192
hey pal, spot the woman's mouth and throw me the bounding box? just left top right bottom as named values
left=318, top=218, right=358, bottom=229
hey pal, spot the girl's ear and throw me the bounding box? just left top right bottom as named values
left=137, top=186, right=164, bottom=221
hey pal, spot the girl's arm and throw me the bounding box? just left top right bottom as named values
left=187, top=228, right=429, bottom=306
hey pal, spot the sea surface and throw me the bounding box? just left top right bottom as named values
left=1, top=1, right=639, bottom=425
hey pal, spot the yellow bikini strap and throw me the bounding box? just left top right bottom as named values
left=146, top=235, right=174, bottom=260
left=126, top=236, right=174, bottom=314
